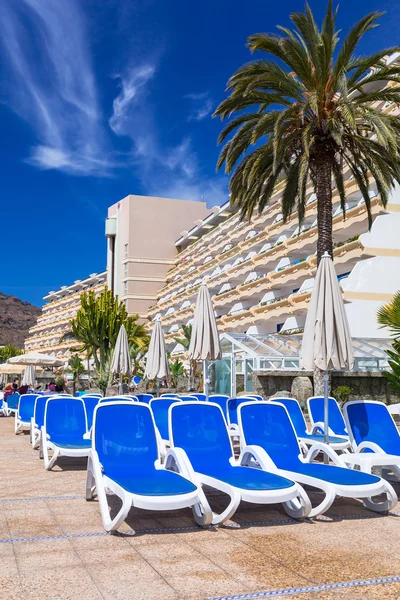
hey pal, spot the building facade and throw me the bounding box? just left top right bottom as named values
left=148, top=180, right=400, bottom=348
left=105, top=195, right=209, bottom=320
left=24, top=272, right=106, bottom=360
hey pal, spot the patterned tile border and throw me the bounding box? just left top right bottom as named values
left=0, top=495, right=84, bottom=503
left=205, top=575, right=400, bottom=600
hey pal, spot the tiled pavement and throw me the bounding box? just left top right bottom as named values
left=0, top=417, right=399, bottom=599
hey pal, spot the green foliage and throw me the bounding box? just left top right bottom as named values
left=67, top=354, right=85, bottom=395
left=377, top=294, right=400, bottom=390
left=70, top=287, right=149, bottom=384
left=382, top=339, right=400, bottom=391
left=169, top=358, right=185, bottom=386
left=0, top=345, right=23, bottom=363
left=377, top=291, right=400, bottom=338
left=214, top=2, right=400, bottom=258
left=332, top=385, right=352, bottom=404
left=173, top=324, right=192, bottom=350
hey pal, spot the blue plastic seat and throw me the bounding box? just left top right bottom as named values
left=6, top=393, right=20, bottom=415
left=149, top=397, right=182, bottom=442
left=32, top=395, right=53, bottom=449
left=81, top=395, right=101, bottom=430
left=344, top=401, right=400, bottom=456
left=188, top=393, right=206, bottom=401
left=168, top=401, right=311, bottom=525
left=179, top=395, right=200, bottom=402
left=238, top=401, right=396, bottom=517
left=307, top=396, right=348, bottom=436
left=246, top=395, right=263, bottom=401
left=99, top=396, right=138, bottom=403
left=135, top=394, right=154, bottom=403
left=208, top=395, right=230, bottom=418
left=15, top=394, right=39, bottom=434
left=277, top=398, right=350, bottom=450
left=42, top=397, right=91, bottom=469
left=227, top=397, right=258, bottom=433
left=87, top=401, right=209, bottom=532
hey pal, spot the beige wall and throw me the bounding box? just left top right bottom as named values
left=107, top=195, right=208, bottom=319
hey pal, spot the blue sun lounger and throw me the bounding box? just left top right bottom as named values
left=86, top=401, right=212, bottom=533
left=342, top=400, right=400, bottom=479
left=41, top=397, right=91, bottom=470
left=188, top=393, right=207, bottom=401
left=166, top=401, right=311, bottom=525
left=208, top=395, right=230, bottom=418
left=31, top=395, right=55, bottom=449
left=15, top=394, right=39, bottom=434
left=307, top=396, right=349, bottom=438
left=149, top=397, right=182, bottom=451
left=81, top=395, right=101, bottom=430
left=238, top=401, right=397, bottom=517
left=227, top=397, right=261, bottom=436
left=135, top=394, right=154, bottom=403
left=277, top=397, right=350, bottom=452
left=98, top=396, right=138, bottom=403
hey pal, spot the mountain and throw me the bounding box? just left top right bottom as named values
left=0, top=293, right=41, bottom=348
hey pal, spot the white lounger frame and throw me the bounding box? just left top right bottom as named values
left=40, top=398, right=91, bottom=470
left=238, top=402, right=397, bottom=518
left=86, top=401, right=213, bottom=533
left=166, top=401, right=311, bottom=526
left=343, top=400, right=400, bottom=481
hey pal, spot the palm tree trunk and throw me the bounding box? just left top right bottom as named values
left=313, top=145, right=334, bottom=395
left=314, top=147, right=333, bottom=264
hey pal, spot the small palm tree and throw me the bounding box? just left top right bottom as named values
left=214, top=2, right=400, bottom=262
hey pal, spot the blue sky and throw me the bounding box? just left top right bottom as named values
left=1, top=0, right=399, bottom=307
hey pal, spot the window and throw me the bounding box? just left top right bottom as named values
left=276, top=323, right=284, bottom=333
left=124, top=263, right=128, bottom=276
left=124, top=281, right=128, bottom=295
left=124, top=243, right=128, bottom=258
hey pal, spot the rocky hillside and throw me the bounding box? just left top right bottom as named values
left=0, top=293, right=41, bottom=348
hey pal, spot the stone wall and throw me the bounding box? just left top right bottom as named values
left=253, top=369, right=400, bottom=406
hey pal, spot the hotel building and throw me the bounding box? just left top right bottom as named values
left=148, top=178, right=400, bottom=348
left=105, top=195, right=209, bottom=319
left=24, top=272, right=106, bottom=360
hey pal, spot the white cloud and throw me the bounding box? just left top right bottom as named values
left=109, top=65, right=156, bottom=135
left=0, top=0, right=114, bottom=175
left=109, top=68, right=227, bottom=205
left=185, top=92, right=213, bottom=122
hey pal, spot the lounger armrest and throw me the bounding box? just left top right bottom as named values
left=239, top=445, right=279, bottom=472
left=311, top=422, right=336, bottom=436
left=83, top=432, right=91, bottom=440
left=305, top=442, right=345, bottom=466
left=165, top=447, right=198, bottom=483
left=357, top=441, right=386, bottom=454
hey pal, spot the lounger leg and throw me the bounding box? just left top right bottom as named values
left=210, top=488, right=241, bottom=526
left=191, top=488, right=213, bottom=527
left=44, top=445, right=59, bottom=470
left=86, top=456, right=96, bottom=500
left=283, top=485, right=312, bottom=519
left=363, top=481, right=398, bottom=513
left=308, top=483, right=336, bottom=518
left=15, top=418, right=21, bottom=435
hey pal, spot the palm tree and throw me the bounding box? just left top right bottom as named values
left=377, top=291, right=400, bottom=337
left=377, top=291, right=400, bottom=390
left=214, top=2, right=400, bottom=262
